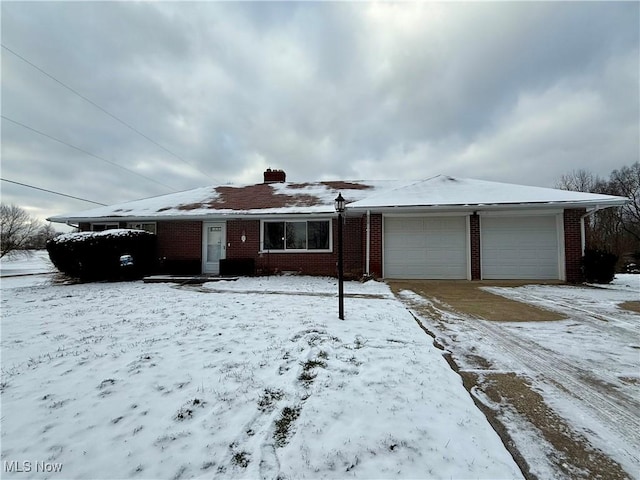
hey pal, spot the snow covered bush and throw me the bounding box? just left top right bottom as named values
left=46, top=229, right=156, bottom=281
left=582, top=248, right=618, bottom=284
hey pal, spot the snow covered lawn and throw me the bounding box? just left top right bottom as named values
left=0, top=251, right=55, bottom=277
left=1, top=271, right=521, bottom=479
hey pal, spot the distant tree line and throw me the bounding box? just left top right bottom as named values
left=556, top=162, right=640, bottom=270
left=0, top=204, right=61, bottom=258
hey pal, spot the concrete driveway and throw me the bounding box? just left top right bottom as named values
left=388, top=279, right=638, bottom=480
left=387, top=279, right=564, bottom=321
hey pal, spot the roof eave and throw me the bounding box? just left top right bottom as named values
left=346, top=199, right=629, bottom=213
left=48, top=197, right=629, bottom=224
left=47, top=210, right=339, bottom=224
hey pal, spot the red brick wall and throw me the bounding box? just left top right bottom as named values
left=226, top=220, right=261, bottom=259
left=369, top=214, right=383, bottom=278
left=157, top=221, right=202, bottom=260
left=470, top=213, right=481, bottom=280
left=564, top=209, right=585, bottom=283
left=343, top=216, right=363, bottom=278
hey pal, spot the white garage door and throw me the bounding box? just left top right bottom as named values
left=481, top=216, right=559, bottom=280
left=384, top=217, right=467, bottom=279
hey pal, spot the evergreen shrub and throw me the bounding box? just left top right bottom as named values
left=46, top=229, right=156, bottom=281
left=582, top=248, right=618, bottom=284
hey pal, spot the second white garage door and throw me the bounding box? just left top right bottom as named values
left=384, top=217, right=467, bottom=279
left=481, top=216, right=560, bottom=280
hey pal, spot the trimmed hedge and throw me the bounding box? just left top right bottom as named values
left=46, top=229, right=157, bottom=281
left=582, top=248, right=618, bottom=284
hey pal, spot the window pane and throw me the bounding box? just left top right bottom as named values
left=308, top=221, right=329, bottom=249
left=264, top=222, right=284, bottom=250
left=285, top=222, right=306, bottom=249
left=128, top=223, right=156, bottom=234
left=144, top=224, right=157, bottom=234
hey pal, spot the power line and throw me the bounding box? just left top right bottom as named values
left=1, top=178, right=107, bottom=206
left=2, top=115, right=178, bottom=191
left=2, top=43, right=217, bottom=183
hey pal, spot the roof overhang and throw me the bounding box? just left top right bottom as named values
left=346, top=199, right=629, bottom=214
left=48, top=198, right=628, bottom=224
left=47, top=210, right=341, bottom=224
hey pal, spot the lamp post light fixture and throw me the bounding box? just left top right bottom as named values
left=335, top=193, right=345, bottom=320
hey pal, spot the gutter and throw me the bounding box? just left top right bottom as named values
left=347, top=199, right=628, bottom=214
left=580, top=206, right=606, bottom=255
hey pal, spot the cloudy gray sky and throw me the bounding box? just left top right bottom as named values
left=2, top=1, right=638, bottom=227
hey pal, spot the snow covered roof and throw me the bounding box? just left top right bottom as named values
left=47, top=180, right=403, bottom=223
left=347, top=175, right=629, bottom=211
left=48, top=175, right=628, bottom=224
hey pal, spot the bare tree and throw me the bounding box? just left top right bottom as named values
left=557, top=164, right=640, bottom=269
left=556, top=169, right=619, bottom=250
left=0, top=204, right=41, bottom=258
left=555, top=169, right=601, bottom=193
left=608, top=162, right=640, bottom=243
left=26, top=223, right=59, bottom=249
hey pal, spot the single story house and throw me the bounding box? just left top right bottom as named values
left=48, top=170, right=627, bottom=282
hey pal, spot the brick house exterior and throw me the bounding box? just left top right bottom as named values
left=76, top=209, right=592, bottom=282
left=57, top=172, right=627, bottom=283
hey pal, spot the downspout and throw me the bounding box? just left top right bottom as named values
left=580, top=205, right=604, bottom=255
left=365, top=210, right=371, bottom=276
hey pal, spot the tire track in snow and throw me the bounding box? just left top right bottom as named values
left=398, top=292, right=640, bottom=474
left=470, top=317, right=639, bottom=430
left=485, top=287, right=639, bottom=335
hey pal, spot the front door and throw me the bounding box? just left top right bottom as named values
left=203, top=222, right=226, bottom=275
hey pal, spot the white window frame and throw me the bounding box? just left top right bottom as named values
left=126, top=222, right=157, bottom=234
left=260, top=219, right=333, bottom=253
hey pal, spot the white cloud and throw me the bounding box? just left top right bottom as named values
left=1, top=1, right=637, bottom=224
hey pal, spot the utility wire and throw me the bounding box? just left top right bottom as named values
left=1, top=178, right=107, bottom=206
left=2, top=115, right=178, bottom=191
left=2, top=43, right=217, bottom=183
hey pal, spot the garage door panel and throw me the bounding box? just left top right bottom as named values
left=481, top=216, right=559, bottom=280
left=384, top=217, right=467, bottom=279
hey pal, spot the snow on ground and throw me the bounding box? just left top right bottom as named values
left=0, top=251, right=55, bottom=277
left=1, top=261, right=521, bottom=479
left=398, top=275, right=640, bottom=478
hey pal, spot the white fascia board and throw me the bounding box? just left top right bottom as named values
left=347, top=199, right=628, bottom=214
left=478, top=208, right=564, bottom=217
left=382, top=211, right=471, bottom=218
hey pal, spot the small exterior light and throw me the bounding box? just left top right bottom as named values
left=334, top=193, right=345, bottom=213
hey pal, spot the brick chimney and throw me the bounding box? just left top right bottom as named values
left=263, top=168, right=286, bottom=183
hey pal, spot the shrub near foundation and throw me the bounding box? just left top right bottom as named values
left=46, top=229, right=156, bottom=281
left=582, top=249, right=618, bottom=284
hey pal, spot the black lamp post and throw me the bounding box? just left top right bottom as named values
left=335, top=193, right=345, bottom=320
